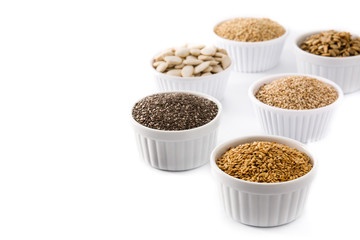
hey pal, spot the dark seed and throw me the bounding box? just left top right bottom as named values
left=132, top=93, right=218, bottom=131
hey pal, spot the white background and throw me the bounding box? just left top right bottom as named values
left=0, top=0, right=359, bottom=239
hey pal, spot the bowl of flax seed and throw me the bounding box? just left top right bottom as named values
left=213, top=17, right=288, bottom=72
left=248, top=73, right=343, bottom=143
left=210, top=135, right=317, bottom=227
left=131, top=91, right=222, bottom=171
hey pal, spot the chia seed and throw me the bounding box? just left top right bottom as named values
left=132, top=92, right=218, bottom=131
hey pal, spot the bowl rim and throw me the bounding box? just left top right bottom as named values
left=210, top=135, right=317, bottom=187
left=131, top=90, right=222, bottom=135
left=294, top=30, right=360, bottom=61
left=212, top=17, right=288, bottom=45
left=248, top=73, right=344, bottom=114
left=150, top=52, right=233, bottom=81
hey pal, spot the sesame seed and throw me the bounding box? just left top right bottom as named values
left=255, top=76, right=338, bottom=110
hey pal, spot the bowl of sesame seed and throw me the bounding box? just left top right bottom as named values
left=213, top=17, right=288, bottom=72
left=294, top=30, right=360, bottom=94
left=131, top=91, right=222, bottom=171
left=248, top=73, right=343, bottom=143
left=210, top=135, right=317, bottom=227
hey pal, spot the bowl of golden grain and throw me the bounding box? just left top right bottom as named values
left=213, top=17, right=288, bottom=72
left=210, top=135, right=317, bottom=227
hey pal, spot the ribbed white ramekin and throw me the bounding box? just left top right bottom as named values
left=294, top=31, right=360, bottom=94
left=213, top=19, right=288, bottom=73
left=248, top=73, right=343, bottom=143
left=131, top=91, right=222, bottom=171
left=210, top=135, right=317, bottom=227
left=152, top=60, right=233, bottom=101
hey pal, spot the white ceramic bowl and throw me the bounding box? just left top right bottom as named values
left=152, top=60, right=233, bottom=101
left=294, top=31, right=360, bottom=94
left=210, top=135, right=317, bottom=227
left=213, top=19, right=288, bottom=73
left=248, top=73, right=343, bottom=143
left=131, top=91, right=222, bottom=171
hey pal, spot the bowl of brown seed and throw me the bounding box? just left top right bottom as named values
left=131, top=91, right=222, bottom=171
left=294, top=30, right=360, bottom=94
left=248, top=73, right=343, bottom=143
left=151, top=44, right=232, bottom=101
left=213, top=17, right=288, bottom=72
left=210, top=135, right=317, bottom=227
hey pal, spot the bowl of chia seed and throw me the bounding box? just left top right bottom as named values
left=248, top=73, right=343, bottom=143
left=131, top=91, right=222, bottom=171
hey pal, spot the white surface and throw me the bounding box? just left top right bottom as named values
left=0, top=0, right=359, bottom=239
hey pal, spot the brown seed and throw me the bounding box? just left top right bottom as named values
left=216, top=141, right=313, bottom=183
left=300, top=30, right=360, bottom=57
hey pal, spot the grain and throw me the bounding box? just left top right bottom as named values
left=216, top=141, right=313, bottom=183
left=132, top=93, right=218, bottom=131
left=214, top=18, right=285, bottom=42
left=153, top=44, right=231, bottom=77
left=255, top=76, right=338, bottom=110
left=300, top=30, right=360, bottom=57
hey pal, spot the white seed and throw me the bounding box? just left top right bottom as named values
left=198, top=55, right=214, bottom=61
left=175, top=47, right=190, bottom=57
left=156, top=62, right=168, bottom=72
left=186, top=55, right=197, bottom=60
left=153, top=44, right=230, bottom=77
left=164, top=56, right=182, bottom=65
left=181, top=65, right=194, bottom=77
left=188, top=44, right=206, bottom=49
left=209, top=60, right=219, bottom=65
left=189, top=48, right=201, bottom=56
left=203, top=66, right=213, bottom=72
left=174, top=63, right=185, bottom=69
left=221, top=55, right=231, bottom=69
left=153, top=61, right=164, bottom=67
left=215, top=52, right=226, bottom=57
left=201, top=72, right=212, bottom=76
left=166, top=69, right=182, bottom=76
left=183, top=58, right=203, bottom=65
left=194, top=61, right=211, bottom=74
left=211, top=64, right=223, bottom=73
left=218, top=48, right=228, bottom=55
left=200, top=46, right=216, bottom=56
left=154, top=49, right=174, bottom=61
